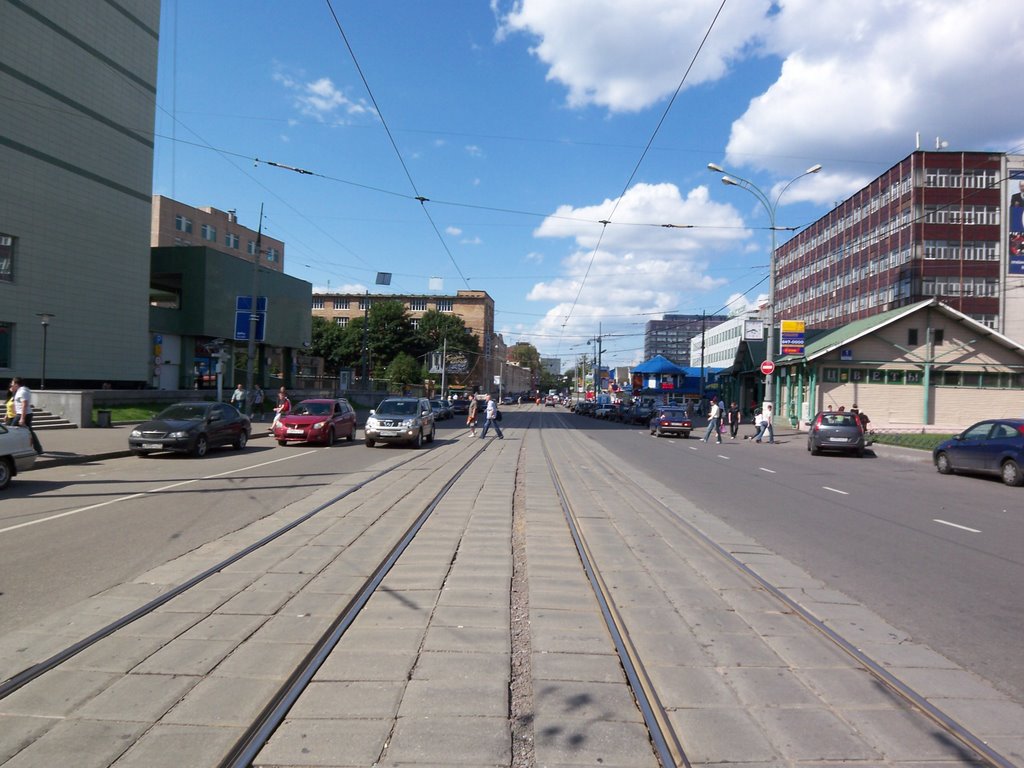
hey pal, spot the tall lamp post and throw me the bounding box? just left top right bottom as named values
left=36, top=313, right=54, bottom=389
left=707, top=162, right=821, bottom=415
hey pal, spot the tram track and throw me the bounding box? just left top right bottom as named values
left=543, top=414, right=1016, bottom=768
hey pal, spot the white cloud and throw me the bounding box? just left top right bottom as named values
left=498, top=0, right=771, bottom=112
left=525, top=182, right=748, bottom=341
left=465, top=144, right=484, bottom=157
left=273, top=70, right=375, bottom=123
left=446, top=226, right=463, bottom=236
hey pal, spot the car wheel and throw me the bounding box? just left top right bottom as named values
left=193, top=435, right=209, bottom=457
left=326, top=427, right=335, bottom=445
left=412, top=430, right=423, bottom=449
left=935, top=451, right=953, bottom=474
left=234, top=431, right=248, bottom=450
left=427, top=425, right=435, bottom=443
left=1001, top=459, right=1024, bottom=487
left=365, top=437, right=375, bottom=448
left=856, top=447, right=865, bottom=458
left=277, top=439, right=288, bottom=446
left=0, top=457, right=12, bottom=490
left=809, top=440, right=820, bottom=456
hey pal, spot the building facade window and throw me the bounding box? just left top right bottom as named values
left=312, top=297, right=325, bottom=310
left=224, top=233, right=240, bottom=249
left=409, top=298, right=428, bottom=311
left=201, top=223, right=217, bottom=241
left=175, top=215, right=193, bottom=233
left=0, top=233, right=14, bottom=282
left=333, top=298, right=349, bottom=310
left=0, top=322, right=11, bottom=367
left=266, top=247, right=279, bottom=263
left=247, top=240, right=257, bottom=255
left=359, top=297, right=370, bottom=311
left=435, top=299, right=453, bottom=312
left=334, top=316, right=348, bottom=327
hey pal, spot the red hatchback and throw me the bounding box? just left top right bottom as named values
left=273, top=398, right=357, bottom=445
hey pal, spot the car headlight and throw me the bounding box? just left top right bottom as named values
left=312, top=420, right=327, bottom=430
left=402, top=418, right=416, bottom=428
left=130, top=429, right=142, bottom=437
left=168, top=430, right=189, bottom=438
left=366, top=417, right=379, bottom=429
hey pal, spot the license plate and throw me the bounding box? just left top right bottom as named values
left=287, top=429, right=305, bottom=435
left=828, top=437, right=848, bottom=442
left=141, top=443, right=162, bottom=449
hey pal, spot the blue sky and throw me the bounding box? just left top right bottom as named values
left=153, top=0, right=1024, bottom=370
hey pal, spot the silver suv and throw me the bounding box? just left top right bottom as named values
left=364, top=397, right=436, bottom=448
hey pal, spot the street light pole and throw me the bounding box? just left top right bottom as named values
left=36, top=313, right=54, bottom=389
left=707, top=162, right=821, bottom=415
left=245, top=204, right=263, bottom=416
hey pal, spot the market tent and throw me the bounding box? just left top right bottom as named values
left=630, top=355, right=688, bottom=374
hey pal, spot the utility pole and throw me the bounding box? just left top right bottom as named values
left=361, top=290, right=370, bottom=391
left=244, top=204, right=263, bottom=415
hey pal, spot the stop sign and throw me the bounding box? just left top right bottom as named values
left=760, top=360, right=776, bottom=376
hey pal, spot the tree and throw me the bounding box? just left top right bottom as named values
left=310, top=316, right=347, bottom=375
left=385, top=352, right=424, bottom=392
left=368, top=300, right=414, bottom=373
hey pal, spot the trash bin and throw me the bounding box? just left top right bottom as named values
left=96, top=410, right=112, bottom=428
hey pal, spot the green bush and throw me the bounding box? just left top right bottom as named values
left=870, top=432, right=954, bottom=452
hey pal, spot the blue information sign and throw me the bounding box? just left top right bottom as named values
left=234, top=296, right=267, bottom=341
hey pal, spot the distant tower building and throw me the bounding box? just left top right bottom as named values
left=645, top=314, right=728, bottom=366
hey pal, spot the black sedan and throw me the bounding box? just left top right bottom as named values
left=933, top=418, right=1024, bottom=486
left=807, top=411, right=866, bottom=457
left=129, top=402, right=251, bottom=457
left=649, top=407, right=692, bottom=438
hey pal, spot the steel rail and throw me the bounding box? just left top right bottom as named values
left=578, top=436, right=1017, bottom=768
left=539, top=431, right=690, bottom=768
left=0, top=454, right=422, bottom=699
left=217, top=440, right=490, bottom=768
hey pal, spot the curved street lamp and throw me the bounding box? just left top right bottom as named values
left=707, top=162, right=821, bottom=417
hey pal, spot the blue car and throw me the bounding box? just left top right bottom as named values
left=933, top=418, right=1024, bottom=486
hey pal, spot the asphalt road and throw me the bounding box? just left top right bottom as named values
left=570, top=411, right=1024, bottom=703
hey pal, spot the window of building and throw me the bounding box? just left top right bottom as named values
left=887, top=370, right=904, bottom=384
left=0, top=322, right=12, bottom=367
left=411, top=318, right=420, bottom=330
left=0, top=233, right=14, bottom=282
left=933, top=329, right=944, bottom=345
left=201, top=223, right=217, bottom=241
left=334, top=316, right=348, bottom=327
left=409, top=298, right=428, bottom=311
left=149, top=272, right=182, bottom=309
left=175, top=215, right=193, bottom=233
left=224, top=233, right=239, bottom=249
left=312, top=297, right=325, bottom=310
left=435, top=299, right=453, bottom=312
left=333, top=298, right=349, bottom=310
left=908, top=328, right=919, bottom=345
left=266, top=247, right=279, bottom=263
left=247, top=240, right=257, bottom=255
left=359, top=297, right=371, bottom=311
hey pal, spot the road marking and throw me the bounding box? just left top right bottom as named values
left=717, top=455, right=729, bottom=460
left=934, top=519, right=981, bottom=533
left=822, top=486, right=849, bottom=495
left=759, top=467, right=776, bottom=474
left=0, top=451, right=316, bottom=535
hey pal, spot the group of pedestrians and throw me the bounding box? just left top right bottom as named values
left=702, top=396, right=775, bottom=444
left=465, top=394, right=503, bottom=440
left=4, top=377, right=43, bottom=454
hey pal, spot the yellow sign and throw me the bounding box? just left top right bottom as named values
left=780, top=320, right=805, bottom=333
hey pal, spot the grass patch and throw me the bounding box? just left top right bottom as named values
left=870, top=432, right=954, bottom=452
left=93, top=401, right=206, bottom=422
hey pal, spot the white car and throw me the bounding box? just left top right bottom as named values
left=0, top=424, right=37, bottom=489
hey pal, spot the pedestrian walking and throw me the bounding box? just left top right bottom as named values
left=467, top=396, right=479, bottom=437
left=4, top=392, right=14, bottom=426
left=726, top=401, right=741, bottom=439
left=9, top=377, right=43, bottom=454
left=271, top=386, right=291, bottom=432
left=702, top=397, right=723, bottom=444
left=755, top=403, right=775, bottom=443
left=251, top=386, right=265, bottom=421
left=478, top=394, right=504, bottom=439
left=230, top=383, right=247, bottom=409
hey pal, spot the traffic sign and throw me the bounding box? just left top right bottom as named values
left=760, top=360, right=776, bottom=375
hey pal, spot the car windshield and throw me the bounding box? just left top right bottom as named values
left=378, top=400, right=417, bottom=415
left=157, top=404, right=210, bottom=421
left=293, top=402, right=330, bottom=416
left=659, top=409, right=686, bottom=419
left=821, top=414, right=857, bottom=427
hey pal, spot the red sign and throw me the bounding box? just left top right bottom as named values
left=760, top=360, right=776, bottom=375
